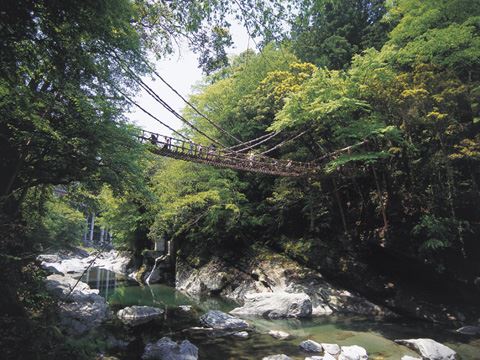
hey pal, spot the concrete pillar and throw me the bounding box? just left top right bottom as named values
left=154, top=237, right=166, bottom=253
left=83, top=214, right=89, bottom=245
left=89, top=213, right=95, bottom=245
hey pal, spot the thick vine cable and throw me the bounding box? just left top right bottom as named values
left=260, top=130, right=307, bottom=155
left=232, top=131, right=281, bottom=153
left=226, top=132, right=278, bottom=151
left=113, top=85, right=189, bottom=140
left=134, top=52, right=243, bottom=144
left=113, top=50, right=288, bottom=152
left=112, top=56, right=225, bottom=147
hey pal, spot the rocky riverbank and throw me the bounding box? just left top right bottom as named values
left=175, top=245, right=480, bottom=330
left=37, top=248, right=131, bottom=335
left=38, top=248, right=131, bottom=277
left=35, top=247, right=471, bottom=359
left=176, top=250, right=395, bottom=318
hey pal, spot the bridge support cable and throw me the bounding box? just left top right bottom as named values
left=112, top=51, right=293, bottom=154
left=260, top=130, right=308, bottom=155
left=225, top=132, right=276, bottom=150
left=133, top=52, right=244, bottom=145
left=113, top=86, right=189, bottom=141
left=112, top=56, right=226, bottom=148
left=229, top=131, right=280, bottom=153
left=313, top=139, right=369, bottom=162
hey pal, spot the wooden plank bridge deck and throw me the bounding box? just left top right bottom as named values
left=139, top=130, right=320, bottom=177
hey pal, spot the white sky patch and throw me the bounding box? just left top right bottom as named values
left=126, top=21, right=251, bottom=136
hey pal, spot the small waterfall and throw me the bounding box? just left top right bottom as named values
left=146, top=255, right=168, bottom=285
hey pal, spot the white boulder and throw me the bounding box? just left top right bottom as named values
left=299, top=339, right=323, bottom=353
left=395, top=339, right=456, bottom=360
left=199, top=310, right=249, bottom=331
left=117, top=305, right=164, bottom=326
left=142, top=337, right=198, bottom=360
left=230, top=292, right=312, bottom=318
left=338, top=345, right=368, bottom=360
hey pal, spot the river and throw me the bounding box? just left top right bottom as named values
left=81, top=267, right=480, bottom=359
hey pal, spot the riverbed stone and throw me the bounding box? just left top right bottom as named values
left=321, top=343, right=340, bottom=356
left=233, top=331, right=249, bottom=338
left=117, top=305, right=164, bottom=326
left=455, top=325, right=480, bottom=335
left=142, top=337, right=198, bottom=360
left=262, top=355, right=293, bottom=360
left=306, top=354, right=335, bottom=360
left=338, top=345, right=368, bottom=360
left=44, top=274, right=109, bottom=335
left=230, top=292, right=312, bottom=318
left=401, top=356, right=421, bottom=360
left=268, top=330, right=292, bottom=340
left=199, top=310, right=249, bottom=331
left=395, top=339, right=456, bottom=360
left=299, top=339, right=323, bottom=353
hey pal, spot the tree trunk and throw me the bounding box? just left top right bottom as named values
left=332, top=177, right=348, bottom=237
left=372, top=166, right=388, bottom=234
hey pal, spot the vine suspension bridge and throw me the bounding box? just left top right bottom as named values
left=139, top=130, right=319, bottom=177
left=119, top=53, right=365, bottom=177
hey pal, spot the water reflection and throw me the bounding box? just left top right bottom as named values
left=81, top=267, right=237, bottom=313
left=80, top=267, right=128, bottom=299
left=80, top=268, right=480, bottom=360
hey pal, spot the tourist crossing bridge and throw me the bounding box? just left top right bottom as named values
left=138, top=130, right=321, bottom=177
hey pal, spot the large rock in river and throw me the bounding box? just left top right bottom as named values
left=455, top=325, right=480, bottom=336
left=199, top=310, right=249, bottom=331
left=299, top=339, right=323, bottom=353
left=262, top=355, right=293, bottom=360
left=322, top=343, right=341, bottom=356
left=142, top=337, right=198, bottom=360
left=395, top=339, right=456, bottom=360
left=338, top=345, right=368, bottom=360
left=117, top=305, right=164, bottom=326
left=230, top=292, right=312, bottom=318
left=44, top=274, right=109, bottom=335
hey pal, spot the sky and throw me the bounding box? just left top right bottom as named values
left=126, top=22, right=251, bottom=137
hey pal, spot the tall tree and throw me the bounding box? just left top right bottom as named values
left=290, top=0, right=391, bottom=69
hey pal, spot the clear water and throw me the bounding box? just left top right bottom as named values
left=82, top=268, right=480, bottom=360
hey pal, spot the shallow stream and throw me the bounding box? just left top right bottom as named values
left=81, top=267, right=480, bottom=359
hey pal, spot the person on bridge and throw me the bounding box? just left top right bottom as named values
left=248, top=152, right=255, bottom=167
left=149, top=133, right=158, bottom=145
left=188, top=141, right=194, bottom=155
left=207, top=144, right=216, bottom=159
left=163, top=136, right=172, bottom=150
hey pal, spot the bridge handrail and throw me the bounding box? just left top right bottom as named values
left=138, top=130, right=320, bottom=176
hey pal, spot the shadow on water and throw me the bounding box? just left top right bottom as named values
left=82, top=268, right=480, bottom=360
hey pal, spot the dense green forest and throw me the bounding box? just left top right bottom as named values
left=1, top=0, right=479, bottom=358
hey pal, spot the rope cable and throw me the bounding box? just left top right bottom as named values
left=232, top=131, right=280, bottom=153
left=260, top=130, right=307, bottom=155
left=113, top=57, right=225, bottom=147
left=112, top=85, right=189, bottom=140
left=226, top=132, right=277, bottom=150
left=135, top=53, right=243, bottom=144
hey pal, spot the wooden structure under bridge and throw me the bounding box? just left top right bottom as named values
left=138, top=130, right=321, bottom=177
